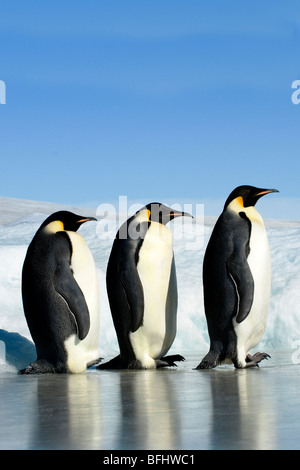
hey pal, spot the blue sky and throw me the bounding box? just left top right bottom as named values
left=0, top=1, right=300, bottom=218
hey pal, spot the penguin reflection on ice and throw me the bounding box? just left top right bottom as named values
left=98, top=202, right=193, bottom=370
left=197, top=185, right=278, bottom=369
left=21, top=211, right=100, bottom=374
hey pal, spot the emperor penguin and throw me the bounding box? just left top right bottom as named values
left=20, top=211, right=100, bottom=374
left=98, top=202, right=192, bottom=369
left=197, top=185, right=278, bottom=369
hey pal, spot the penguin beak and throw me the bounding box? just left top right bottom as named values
left=77, top=217, right=97, bottom=224
left=256, top=189, right=279, bottom=197
left=170, top=210, right=194, bottom=220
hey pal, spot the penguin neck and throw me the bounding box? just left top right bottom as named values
left=132, top=209, right=172, bottom=242
left=146, top=221, right=173, bottom=244
left=227, top=197, right=264, bottom=226
left=135, top=208, right=151, bottom=224
left=44, top=220, right=65, bottom=234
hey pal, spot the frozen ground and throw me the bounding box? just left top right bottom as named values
left=0, top=197, right=300, bottom=450
left=1, top=351, right=300, bottom=450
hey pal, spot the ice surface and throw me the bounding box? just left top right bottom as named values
left=0, top=197, right=300, bottom=450
left=0, top=351, right=300, bottom=450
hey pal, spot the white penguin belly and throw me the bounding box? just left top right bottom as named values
left=234, top=215, right=271, bottom=364
left=64, top=231, right=100, bottom=373
left=129, top=223, right=177, bottom=368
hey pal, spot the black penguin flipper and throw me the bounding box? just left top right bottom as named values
left=227, top=249, right=254, bottom=324
left=54, top=263, right=90, bottom=340
left=106, top=220, right=149, bottom=364
left=119, top=260, right=144, bottom=333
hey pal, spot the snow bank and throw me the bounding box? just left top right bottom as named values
left=0, top=198, right=299, bottom=374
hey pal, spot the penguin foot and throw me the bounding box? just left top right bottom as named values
left=196, top=351, right=219, bottom=369
left=245, top=352, right=271, bottom=368
left=96, top=355, right=127, bottom=370
left=196, top=361, right=215, bottom=370
left=196, top=360, right=217, bottom=370
left=157, top=354, right=186, bottom=368
left=19, top=359, right=67, bottom=374
left=128, top=359, right=145, bottom=369
left=97, top=354, right=186, bottom=370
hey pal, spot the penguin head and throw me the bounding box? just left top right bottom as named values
left=224, top=185, right=279, bottom=211
left=40, top=211, right=97, bottom=233
left=141, top=202, right=193, bottom=225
